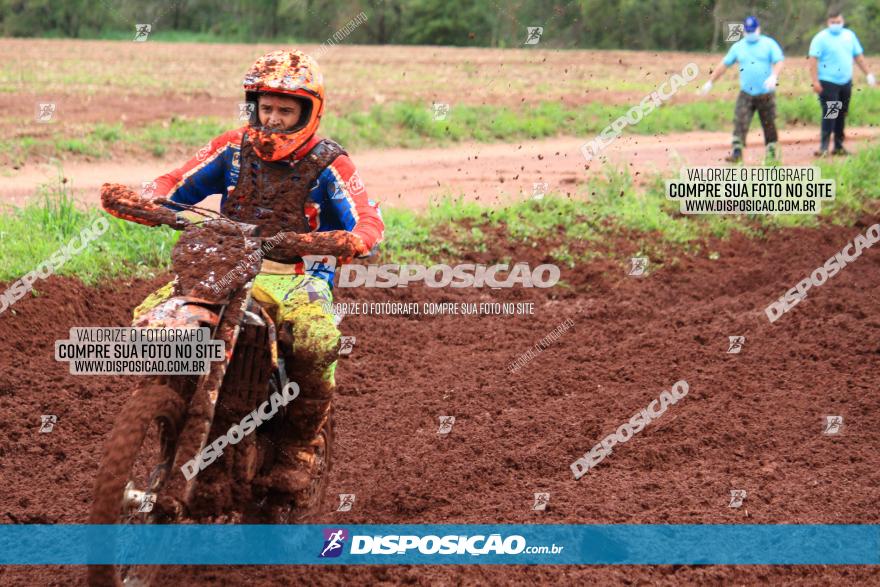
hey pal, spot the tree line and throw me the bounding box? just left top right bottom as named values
left=2, top=0, right=879, bottom=53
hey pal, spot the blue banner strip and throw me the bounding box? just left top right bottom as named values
left=0, top=525, right=877, bottom=565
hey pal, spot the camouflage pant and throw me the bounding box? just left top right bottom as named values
left=732, top=91, right=778, bottom=150
left=134, top=274, right=340, bottom=441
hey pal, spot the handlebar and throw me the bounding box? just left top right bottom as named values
left=100, top=183, right=258, bottom=237
left=100, top=182, right=367, bottom=259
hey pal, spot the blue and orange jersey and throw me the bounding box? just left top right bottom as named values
left=152, top=127, right=384, bottom=287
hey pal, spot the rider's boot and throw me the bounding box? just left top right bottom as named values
left=725, top=136, right=744, bottom=164
left=268, top=366, right=334, bottom=495
left=260, top=301, right=339, bottom=502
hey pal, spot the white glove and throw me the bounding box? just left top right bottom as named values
left=763, top=74, right=778, bottom=91
left=699, top=80, right=713, bottom=96
left=867, top=73, right=876, bottom=87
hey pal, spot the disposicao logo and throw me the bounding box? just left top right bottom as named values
left=319, top=528, right=348, bottom=558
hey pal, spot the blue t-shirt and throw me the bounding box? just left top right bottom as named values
left=809, top=28, right=864, bottom=85
left=723, top=35, right=785, bottom=96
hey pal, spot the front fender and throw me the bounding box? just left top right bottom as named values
left=133, top=298, right=220, bottom=329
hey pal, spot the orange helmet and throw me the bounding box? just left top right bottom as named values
left=242, top=49, right=325, bottom=161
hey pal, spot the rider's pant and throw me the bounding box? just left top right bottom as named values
left=133, top=273, right=340, bottom=444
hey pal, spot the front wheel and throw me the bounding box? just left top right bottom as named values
left=264, top=405, right=334, bottom=523
left=87, top=383, right=186, bottom=587
left=291, top=405, right=334, bottom=522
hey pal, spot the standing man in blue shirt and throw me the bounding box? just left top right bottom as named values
left=701, top=16, right=785, bottom=164
left=809, top=7, right=876, bottom=156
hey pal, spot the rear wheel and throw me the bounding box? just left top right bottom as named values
left=87, top=383, right=186, bottom=587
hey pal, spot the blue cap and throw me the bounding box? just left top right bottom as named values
left=744, top=16, right=759, bottom=33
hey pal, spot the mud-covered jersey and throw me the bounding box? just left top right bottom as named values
left=152, top=127, right=384, bottom=287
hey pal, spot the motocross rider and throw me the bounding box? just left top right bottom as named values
left=102, top=49, right=385, bottom=499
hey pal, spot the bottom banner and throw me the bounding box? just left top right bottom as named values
left=0, top=525, right=877, bottom=565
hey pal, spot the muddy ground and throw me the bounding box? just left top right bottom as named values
left=1, top=215, right=879, bottom=585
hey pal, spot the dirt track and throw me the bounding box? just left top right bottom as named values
left=1, top=215, right=879, bottom=584
left=2, top=127, right=878, bottom=211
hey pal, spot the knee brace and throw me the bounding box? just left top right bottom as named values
left=279, top=302, right=340, bottom=371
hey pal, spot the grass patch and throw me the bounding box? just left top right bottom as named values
left=10, top=93, right=880, bottom=165
left=2, top=143, right=878, bottom=285
left=0, top=167, right=177, bottom=285
left=1, top=118, right=233, bottom=165
left=319, top=95, right=880, bottom=149
left=379, top=141, right=880, bottom=267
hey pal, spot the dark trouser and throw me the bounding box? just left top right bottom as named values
left=732, top=91, right=778, bottom=151
left=818, top=80, right=852, bottom=151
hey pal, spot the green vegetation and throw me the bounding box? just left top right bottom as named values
left=3, top=0, right=879, bottom=53
left=2, top=118, right=231, bottom=166
left=8, top=93, right=880, bottom=165
left=0, top=167, right=176, bottom=285
left=3, top=143, right=878, bottom=285
left=383, top=144, right=880, bottom=269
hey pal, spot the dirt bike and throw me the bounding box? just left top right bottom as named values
left=87, top=184, right=350, bottom=587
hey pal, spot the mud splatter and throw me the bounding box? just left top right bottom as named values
left=171, top=220, right=260, bottom=300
